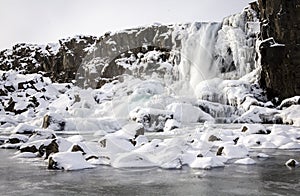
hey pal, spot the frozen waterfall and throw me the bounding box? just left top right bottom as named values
left=178, top=22, right=221, bottom=90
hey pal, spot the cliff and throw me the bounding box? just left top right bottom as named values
left=0, top=4, right=259, bottom=90
left=258, top=0, right=300, bottom=101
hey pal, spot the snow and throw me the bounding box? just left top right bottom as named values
left=49, top=152, right=95, bottom=171
left=12, top=123, right=37, bottom=134
left=234, top=157, right=256, bottom=165
left=257, top=153, right=269, bottom=158
left=277, top=105, right=300, bottom=126
left=1, top=6, right=300, bottom=172
left=189, top=157, right=225, bottom=169
left=164, top=119, right=181, bottom=131
left=222, top=144, right=249, bottom=159
left=166, top=103, right=214, bottom=123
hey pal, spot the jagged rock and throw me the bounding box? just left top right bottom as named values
left=39, top=139, right=59, bottom=159
left=0, top=36, right=97, bottom=83
left=258, top=0, right=300, bottom=100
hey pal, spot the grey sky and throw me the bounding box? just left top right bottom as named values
left=0, top=0, right=251, bottom=50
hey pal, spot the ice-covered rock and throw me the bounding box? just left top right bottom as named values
left=234, top=106, right=280, bottom=123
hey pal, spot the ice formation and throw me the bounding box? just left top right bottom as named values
left=0, top=5, right=300, bottom=171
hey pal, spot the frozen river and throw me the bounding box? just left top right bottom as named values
left=0, top=149, right=299, bottom=195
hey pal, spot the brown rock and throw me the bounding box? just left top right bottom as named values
left=208, top=135, right=222, bottom=142
left=216, top=146, right=224, bottom=156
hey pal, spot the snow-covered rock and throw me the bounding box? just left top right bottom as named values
left=48, top=152, right=95, bottom=170
left=285, top=159, right=299, bottom=167
left=189, top=156, right=225, bottom=169
left=166, top=103, right=214, bottom=123
left=234, top=157, right=256, bottom=165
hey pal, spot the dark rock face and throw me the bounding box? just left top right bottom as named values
left=0, top=25, right=178, bottom=87
left=258, top=0, right=300, bottom=100
left=39, top=140, right=59, bottom=159
left=0, top=36, right=97, bottom=83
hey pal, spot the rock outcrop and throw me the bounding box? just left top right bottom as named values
left=258, top=0, right=300, bottom=101
left=0, top=36, right=97, bottom=83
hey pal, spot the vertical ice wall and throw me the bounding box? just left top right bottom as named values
left=176, top=5, right=260, bottom=97
left=178, top=22, right=221, bottom=90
